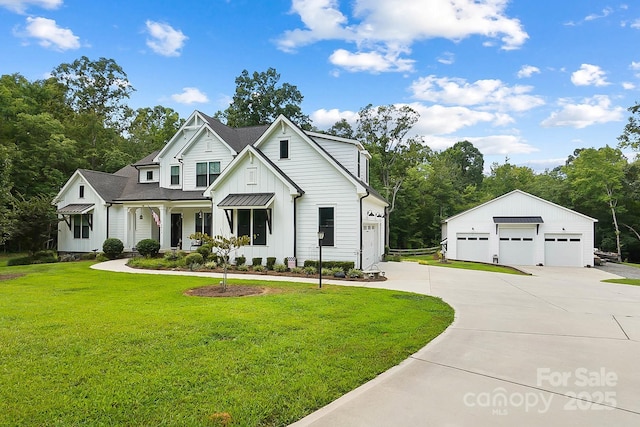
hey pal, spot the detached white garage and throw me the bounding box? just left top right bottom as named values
left=441, top=190, right=597, bottom=267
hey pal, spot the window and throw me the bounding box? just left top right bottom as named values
left=146, top=171, right=153, bottom=181
left=79, top=185, right=85, bottom=198
left=170, top=166, right=180, bottom=185
left=195, top=212, right=212, bottom=237
left=196, top=161, right=221, bottom=187
left=319, top=207, right=334, bottom=246
left=73, top=214, right=91, bottom=239
left=237, top=209, right=268, bottom=246
left=280, top=140, right=289, bottom=159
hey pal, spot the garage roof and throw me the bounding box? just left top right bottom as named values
left=493, top=216, right=544, bottom=224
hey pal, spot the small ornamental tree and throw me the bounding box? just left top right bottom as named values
left=190, top=232, right=250, bottom=291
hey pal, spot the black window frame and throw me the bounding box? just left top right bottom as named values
left=195, top=212, right=212, bottom=237
left=196, top=161, right=221, bottom=187
left=236, top=209, right=268, bottom=246
left=146, top=170, right=153, bottom=181
left=170, top=165, right=180, bottom=185
left=79, top=185, right=84, bottom=198
left=73, top=214, right=91, bottom=239
left=319, top=207, right=335, bottom=246
left=280, top=140, right=289, bottom=159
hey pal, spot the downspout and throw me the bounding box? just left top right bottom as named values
left=293, top=193, right=303, bottom=259
left=359, top=190, right=370, bottom=269
left=106, top=203, right=112, bottom=238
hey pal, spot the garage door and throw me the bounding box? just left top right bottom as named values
left=499, top=227, right=535, bottom=265
left=544, top=234, right=582, bottom=267
left=456, top=233, right=490, bottom=263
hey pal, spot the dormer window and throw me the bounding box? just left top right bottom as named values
left=146, top=171, right=153, bottom=181
left=170, top=166, right=180, bottom=185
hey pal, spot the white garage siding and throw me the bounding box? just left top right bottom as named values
left=544, top=234, right=583, bottom=267
left=498, top=227, right=536, bottom=265
left=456, top=233, right=490, bottom=263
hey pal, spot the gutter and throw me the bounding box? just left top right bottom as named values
left=106, top=203, right=112, bottom=238
left=293, top=193, right=303, bottom=260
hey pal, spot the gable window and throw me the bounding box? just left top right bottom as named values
left=196, top=161, right=221, bottom=187
left=146, top=171, right=153, bottom=181
left=319, top=207, right=335, bottom=246
left=280, top=140, right=289, bottom=159
left=170, top=166, right=180, bottom=185
left=237, top=209, right=268, bottom=246
left=73, top=214, right=91, bottom=239
left=79, top=185, right=85, bottom=198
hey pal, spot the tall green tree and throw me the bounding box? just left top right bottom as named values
left=327, top=118, right=354, bottom=139
left=5, top=194, right=58, bottom=253
left=618, top=102, right=640, bottom=151
left=564, top=146, right=627, bottom=261
left=356, top=104, right=428, bottom=245
left=215, top=68, right=310, bottom=128
left=125, top=106, right=184, bottom=159
left=441, top=140, right=484, bottom=190
left=483, top=159, right=537, bottom=198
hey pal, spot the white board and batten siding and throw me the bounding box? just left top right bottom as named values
left=257, top=124, right=364, bottom=266
left=443, top=190, right=597, bottom=267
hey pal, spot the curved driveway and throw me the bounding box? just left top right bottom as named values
left=94, top=260, right=640, bottom=426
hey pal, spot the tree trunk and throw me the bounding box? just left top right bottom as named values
left=608, top=189, right=622, bottom=262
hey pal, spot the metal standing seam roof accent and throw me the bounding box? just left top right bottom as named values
left=57, top=203, right=95, bottom=214
left=493, top=216, right=544, bottom=224
left=217, top=193, right=275, bottom=208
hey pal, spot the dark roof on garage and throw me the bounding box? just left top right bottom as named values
left=493, top=216, right=544, bottom=224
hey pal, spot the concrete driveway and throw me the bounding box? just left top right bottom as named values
left=94, top=260, right=640, bottom=426
left=291, top=262, right=640, bottom=426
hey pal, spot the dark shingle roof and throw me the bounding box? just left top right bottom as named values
left=133, top=150, right=160, bottom=167
left=198, top=111, right=269, bottom=152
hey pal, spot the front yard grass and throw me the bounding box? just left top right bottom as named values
left=603, top=278, right=640, bottom=286
left=402, top=255, right=527, bottom=275
left=0, top=261, right=453, bottom=426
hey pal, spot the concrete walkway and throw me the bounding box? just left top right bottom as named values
left=93, top=260, right=640, bottom=426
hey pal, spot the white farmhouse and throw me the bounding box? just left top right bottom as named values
left=441, top=190, right=597, bottom=267
left=53, top=111, right=387, bottom=269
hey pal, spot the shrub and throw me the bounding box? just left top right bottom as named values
left=321, top=268, right=332, bottom=276
left=7, top=256, right=32, bottom=266
left=266, top=257, right=277, bottom=270
left=102, top=238, right=124, bottom=259
left=185, top=253, right=204, bottom=267
left=291, top=267, right=304, bottom=274
left=236, top=256, right=246, bottom=266
left=32, top=250, right=58, bottom=264
left=329, top=267, right=344, bottom=275
left=196, top=244, right=212, bottom=260
left=303, top=260, right=354, bottom=272
left=204, top=261, right=218, bottom=269
left=96, top=254, right=109, bottom=262
left=136, top=239, right=160, bottom=257
left=253, top=264, right=265, bottom=272
left=348, top=268, right=364, bottom=278
left=303, top=266, right=317, bottom=275
left=80, top=252, right=96, bottom=260
left=273, top=263, right=288, bottom=272
left=252, top=257, right=263, bottom=267
left=236, top=264, right=249, bottom=271
left=164, top=251, right=183, bottom=261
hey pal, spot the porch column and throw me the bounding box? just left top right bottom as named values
left=159, top=206, right=169, bottom=250
left=123, top=207, right=131, bottom=250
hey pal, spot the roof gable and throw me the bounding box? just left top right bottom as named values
left=444, top=189, right=597, bottom=223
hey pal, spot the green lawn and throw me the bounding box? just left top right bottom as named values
left=401, top=256, right=527, bottom=275
left=0, top=261, right=453, bottom=426
left=603, top=278, right=640, bottom=286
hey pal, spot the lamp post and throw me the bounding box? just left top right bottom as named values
left=317, top=231, right=325, bottom=289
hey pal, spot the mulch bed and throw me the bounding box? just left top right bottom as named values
left=184, top=285, right=269, bottom=297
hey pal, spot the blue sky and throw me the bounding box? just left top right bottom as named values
left=1, top=0, right=639, bottom=171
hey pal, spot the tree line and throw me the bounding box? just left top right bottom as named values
left=2, top=57, right=640, bottom=262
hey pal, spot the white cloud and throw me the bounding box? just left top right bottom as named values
left=311, top=108, right=358, bottom=129
left=171, top=87, right=208, bottom=104
left=623, top=82, right=636, bottom=90
left=631, top=18, right=640, bottom=29
left=570, top=64, right=609, bottom=86
left=329, top=48, right=414, bottom=73
left=277, top=0, right=528, bottom=73
left=541, top=95, right=624, bottom=129
left=585, top=7, right=612, bottom=21
left=145, top=20, right=187, bottom=57
left=630, top=61, right=640, bottom=70
left=424, top=134, right=537, bottom=155
left=0, top=0, right=60, bottom=13
left=410, top=75, right=545, bottom=112
left=517, top=65, right=540, bottom=78
left=20, top=16, right=80, bottom=51
left=437, top=51, right=455, bottom=65
left=409, top=103, right=499, bottom=135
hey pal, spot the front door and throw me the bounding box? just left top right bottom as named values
left=171, top=214, right=182, bottom=248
